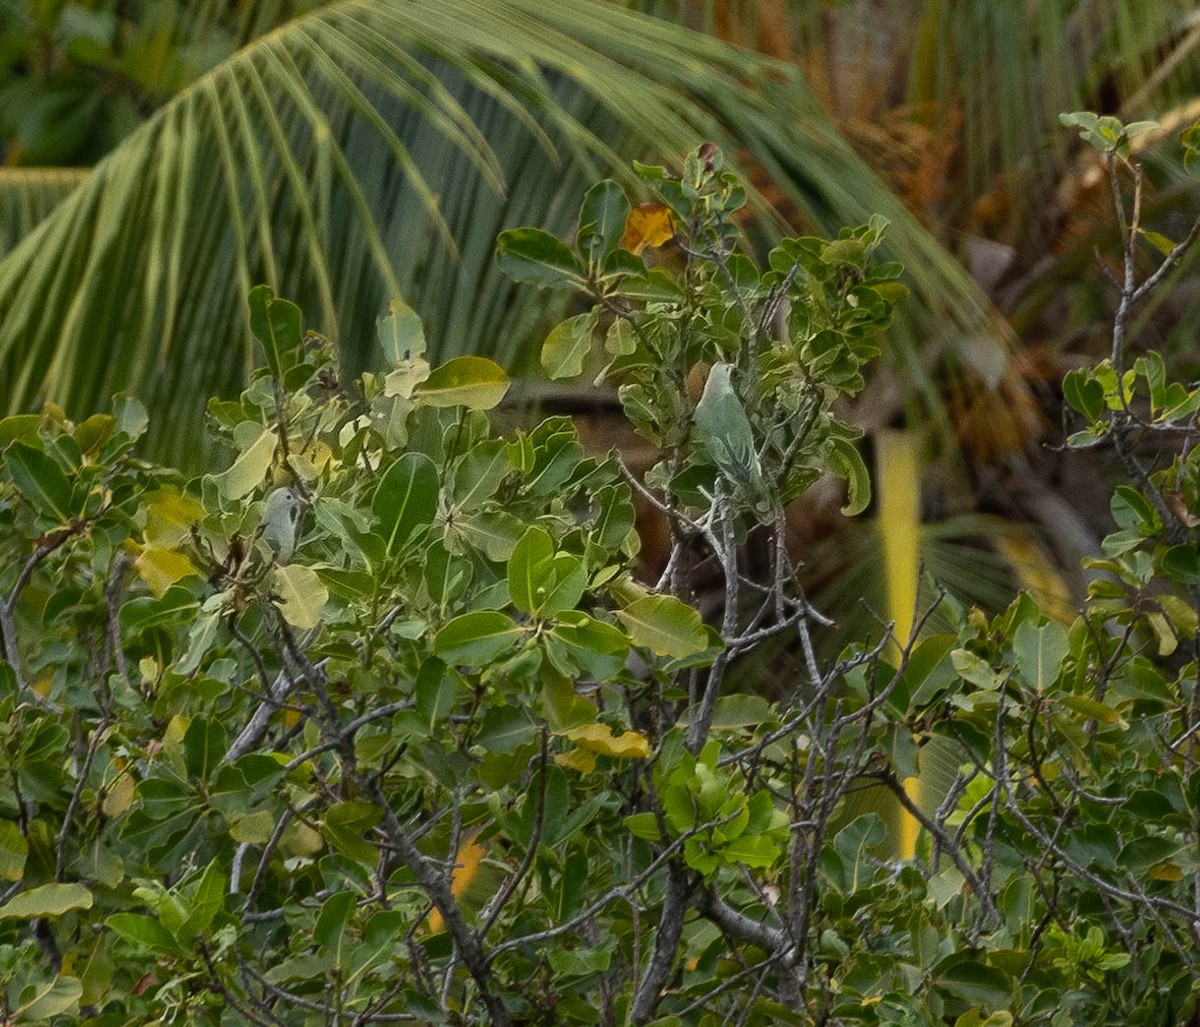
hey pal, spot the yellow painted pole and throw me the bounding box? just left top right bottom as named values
left=876, top=429, right=921, bottom=859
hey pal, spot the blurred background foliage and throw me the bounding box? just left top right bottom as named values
left=2, top=0, right=1200, bottom=658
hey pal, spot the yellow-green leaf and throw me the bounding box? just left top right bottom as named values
left=0, top=414, right=42, bottom=444
left=541, top=311, right=597, bottom=380
left=414, top=357, right=509, bottom=410
left=1147, top=861, right=1183, bottom=882
left=1059, top=695, right=1126, bottom=727
left=272, top=565, right=328, bottom=630
left=75, top=413, right=116, bottom=455
left=616, top=595, right=707, bottom=658
left=210, top=425, right=276, bottom=501
left=0, top=821, right=27, bottom=882
left=229, top=810, right=276, bottom=844
left=0, top=882, right=93, bottom=920
left=134, top=546, right=200, bottom=597
left=1140, top=229, right=1175, bottom=256
left=14, top=976, right=82, bottom=1021
left=143, top=489, right=205, bottom=549
left=377, top=298, right=427, bottom=363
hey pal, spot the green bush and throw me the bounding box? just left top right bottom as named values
left=0, top=137, right=1198, bottom=1025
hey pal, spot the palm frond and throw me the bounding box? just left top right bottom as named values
left=0, top=0, right=1000, bottom=465
left=775, top=0, right=1198, bottom=196
left=0, top=167, right=89, bottom=260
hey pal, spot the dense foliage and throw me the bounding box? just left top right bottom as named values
left=1, top=139, right=1199, bottom=1025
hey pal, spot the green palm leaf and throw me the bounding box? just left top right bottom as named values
left=0, top=168, right=90, bottom=260
left=0, top=0, right=998, bottom=464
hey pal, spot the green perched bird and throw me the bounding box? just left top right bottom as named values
left=693, top=362, right=774, bottom=520
left=260, top=487, right=304, bottom=564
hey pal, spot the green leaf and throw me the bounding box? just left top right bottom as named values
left=616, top=595, right=708, bottom=658
left=13, top=975, right=83, bottom=1021
left=1161, top=545, right=1200, bottom=585
left=556, top=848, right=589, bottom=921
left=509, top=526, right=554, bottom=614
left=605, top=319, right=637, bottom=356
left=377, top=298, right=426, bottom=363
left=827, top=434, right=871, bottom=516
left=830, top=814, right=886, bottom=893
left=113, top=394, right=149, bottom=441
left=1139, top=354, right=1173, bottom=412
left=452, top=439, right=512, bottom=510
left=314, top=890, right=356, bottom=964
left=1117, top=835, right=1183, bottom=871
left=177, top=609, right=221, bottom=676
left=475, top=705, right=538, bottom=754
left=1124, top=120, right=1160, bottom=140
left=414, top=657, right=457, bottom=728
left=1183, top=122, right=1200, bottom=174
left=549, top=612, right=629, bottom=656
left=1111, top=484, right=1158, bottom=534
left=577, top=179, right=631, bottom=266
left=450, top=510, right=524, bottom=562
left=935, top=960, right=1012, bottom=1008
left=0, top=414, right=42, bottom=444
left=593, top=483, right=637, bottom=550
left=1012, top=620, right=1069, bottom=691
left=722, top=834, right=779, bottom=868
left=184, top=717, right=227, bottom=781
left=181, top=860, right=226, bottom=939
left=357, top=910, right=406, bottom=976
left=0, top=820, right=27, bottom=882
left=1062, top=369, right=1105, bottom=422
left=496, top=227, right=586, bottom=289
left=623, top=812, right=661, bottom=841
left=106, top=913, right=182, bottom=954
left=541, top=311, right=598, bottom=380
left=711, top=694, right=772, bottom=729
left=5, top=442, right=73, bottom=522
left=372, top=452, right=439, bottom=555
left=249, top=285, right=302, bottom=380
left=316, top=567, right=377, bottom=602
left=229, top=810, right=275, bottom=844
left=119, top=586, right=200, bottom=634
left=1059, top=695, right=1125, bottom=725
left=536, top=554, right=587, bottom=619
left=1158, top=383, right=1200, bottom=422
left=541, top=672, right=597, bottom=732
left=322, top=801, right=383, bottom=865
left=0, top=882, right=93, bottom=920
left=414, top=356, right=510, bottom=410
left=434, top=611, right=523, bottom=664
left=272, top=564, right=329, bottom=630
left=263, top=954, right=331, bottom=985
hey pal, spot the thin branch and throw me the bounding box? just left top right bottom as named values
left=629, top=862, right=691, bottom=1024
left=479, top=732, right=549, bottom=936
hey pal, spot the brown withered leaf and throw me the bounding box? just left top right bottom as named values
left=1164, top=490, right=1200, bottom=528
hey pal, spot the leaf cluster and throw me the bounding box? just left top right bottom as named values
left=0, top=142, right=1197, bottom=1026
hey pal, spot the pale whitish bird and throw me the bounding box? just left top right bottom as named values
left=261, top=487, right=303, bottom=564
left=693, top=362, right=774, bottom=520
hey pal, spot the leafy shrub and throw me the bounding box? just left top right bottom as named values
left=0, top=136, right=1198, bottom=1025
